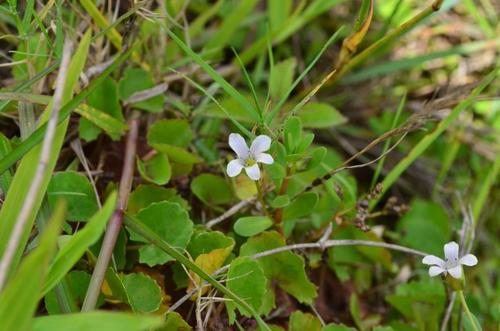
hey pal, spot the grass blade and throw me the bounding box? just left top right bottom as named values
left=166, top=29, right=260, bottom=122
left=369, top=67, right=498, bottom=209
left=0, top=31, right=92, bottom=277
left=42, top=192, right=117, bottom=296
left=0, top=202, right=65, bottom=331
left=0, top=47, right=134, bottom=176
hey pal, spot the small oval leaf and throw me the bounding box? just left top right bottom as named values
left=234, top=216, right=273, bottom=237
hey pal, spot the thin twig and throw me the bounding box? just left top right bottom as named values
left=123, top=82, right=168, bottom=105
left=70, top=139, right=102, bottom=208
left=205, top=198, right=255, bottom=229
left=0, top=41, right=73, bottom=292
left=82, top=113, right=140, bottom=311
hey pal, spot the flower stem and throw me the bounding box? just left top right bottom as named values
left=457, top=290, right=480, bottom=331
left=273, top=167, right=293, bottom=232
left=256, top=181, right=271, bottom=218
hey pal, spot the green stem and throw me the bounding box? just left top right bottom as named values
left=472, top=149, right=500, bottom=223
left=256, top=180, right=270, bottom=218
left=370, top=92, right=406, bottom=190
left=457, top=290, right=480, bottom=331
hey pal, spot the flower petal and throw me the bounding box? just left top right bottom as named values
left=229, top=133, right=249, bottom=159
left=256, top=153, right=274, bottom=165
left=244, top=164, right=261, bottom=181
left=447, top=265, right=462, bottom=279
left=429, top=266, right=446, bottom=277
left=422, top=255, right=445, bottom=267
left=460, top=254, right=478, bottom=266
left=444, top=241, right=460, bottom=261
left=250, top=135, right=272, bottom=155
left=227, top=159, right=244, bottom=177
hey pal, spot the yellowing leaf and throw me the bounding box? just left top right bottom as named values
left=188, top=243, right=234, bottom=296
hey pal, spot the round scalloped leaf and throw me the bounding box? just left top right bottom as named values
left=225, top=257, right=267, bottom=323
left=136, top=153, right=171, bottom=185
left=122, top=273, right=162, bottom=313
left=47, top=171, right=99, bottom=222
left=240, top=231, right=317, bottom=307
left=191, top=174, right=233, bottom=205
left=127, top=185, right=188, bottom=215
left=128, top=202, right=193, bottom=266
left=147, top=119, right=193, bottom=148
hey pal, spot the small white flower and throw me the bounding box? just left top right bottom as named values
left=226, top=133, right=274, bottom=181
left=422, top=241, right=478, bottom=279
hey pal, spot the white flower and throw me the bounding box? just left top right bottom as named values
left=422, top=241, right=478, bottom=279
left=226, top=133, right=274, bottom=181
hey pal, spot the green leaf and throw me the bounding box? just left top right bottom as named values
left=233, top=174, right=257, bottom=200
left=385, top=280, right=445, bottom=325
left=122, top=273, right=162, bottom=313
left=226, top=257, right=267, bottom=321
left=270, top=195, right=290, bottom=208
left=161, top=312, right=192, bottom=331
left=349, top=293, right=364, bottom=330
left=234, top=216, right=273, bottom=237
left=462, top=311, right=483, bottom=331
left=127, top=184, right=188, bottom=215
left=42, top=192, right=117, bottom=296
left=396, top=200, right=450, bottom=256
left=77, top=105, right=126, bottom=141
left=191, top=174, right=233, bottom=205
left=0, top=203, right=65, bottom=331
left=186, top=230, right=235, bottom=294
left=32, top=312, right=163, bottom=331
left=322, top=324, right=357, bottom=331
left=0, top=38, right=134, bottom=176
left=268, top=0, right=292, bottom=30
left=269, top=58, right=296, bottom=102
left=305, top=147, right=327, bottom=171
left=47, top=171, right=99, bottom=222
left=79, top=77, right=124, bottom=141
left=0, top=132, right=13, bottom=192
left=137, top=153, right=171, bottom=185
left=124, top=214, right=271, bottom=330
left=203, top=0, right=259, bottom=51
left=148, top=119, right=194, bottom=148
left=288, top=311, right=321, bottom=331
left=165, top=29, right=259, bottom=122
left=88, top=77, right=123, bottom=120
left=118, top=67, right=164, bottom=113
left=353, top=230, right=392, bottom=270
left=298, top=102, right=347, bottom=128
left=240, top=231, right=317, bottom=308
left=128, top=202, right=193, bottom=266
left=283, top=116, right=302, bottom=153
left=151, top=144, right=201, bottom=165
left=0, top=30, right=92, bottom=274
left=147, top=119, right=199, bottom=166
left=283, top=192, right=318, bottom=221
left=187, top=230, right=234, bottom=259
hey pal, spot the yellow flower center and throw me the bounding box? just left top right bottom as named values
left=245, top=158, right=256, bottom=167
